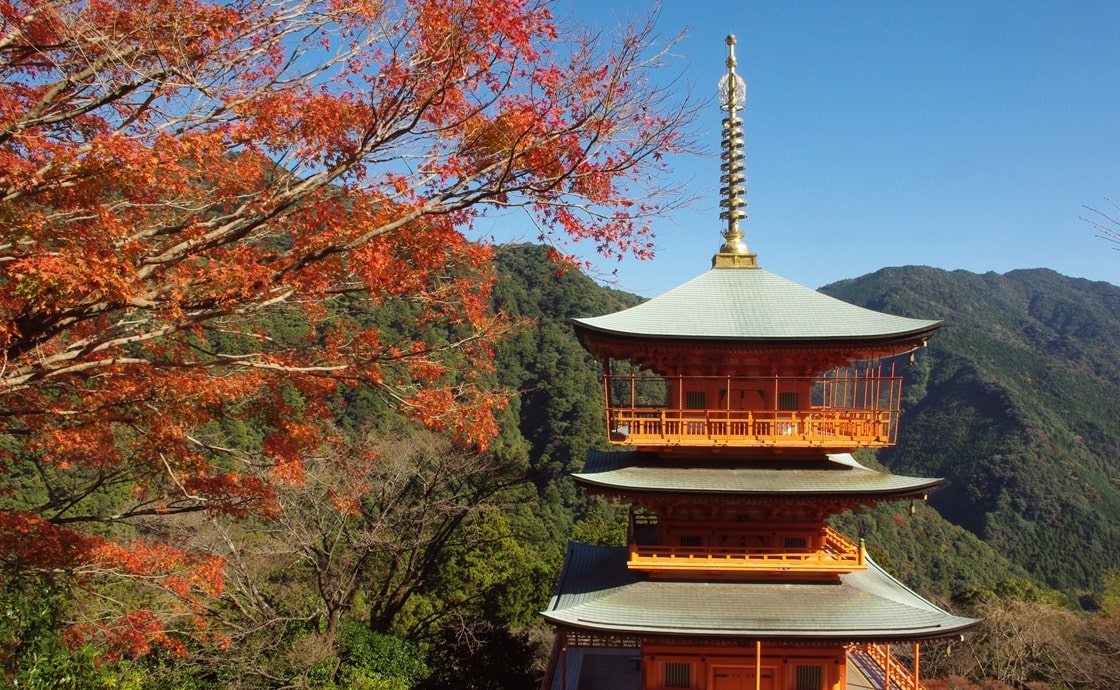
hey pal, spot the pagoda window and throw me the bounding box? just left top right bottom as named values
left=777, top=391, right=799, bottom=411
left=783, top=537, right=808, bottom=550
left=664, top=661, right=693, bottom=688
left=795, top=664, right=823, bottom=690
left=630, top=508, right=660, bottom=546
left=684, top=391, right=706, bottom=410
left=679, top=535, right=703, bottom=547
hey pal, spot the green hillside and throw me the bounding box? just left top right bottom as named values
left=822, top=267, right=1120, bottom=595
left=491, top=246, right=1029, bottom=602
left=491, top=245, right=641, bottom=520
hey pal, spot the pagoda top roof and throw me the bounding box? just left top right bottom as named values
left=543, top=542, right=977, bottom=641
left=573, top=267, right=940, bottom=346
left=574, top=451, right=941, bottom=498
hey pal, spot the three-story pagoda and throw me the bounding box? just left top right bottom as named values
left=540, top=35, right=977, bottom=690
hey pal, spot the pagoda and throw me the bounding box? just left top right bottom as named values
left=540, top=35, right=977, bottom=690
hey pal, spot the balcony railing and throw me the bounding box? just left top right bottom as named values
left=608, top=408, right=895, bottom=448
left=604, top=371, right=903, bottom=449
left=628, top=526, right=866, bottom=575
left=847, top=642, right=926, bottom=690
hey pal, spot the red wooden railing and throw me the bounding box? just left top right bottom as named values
left=603, top=371, right=903, bottom=449
left=848, top=643, right=926, bottom=690
left=607, top=407, right=895, bottom=448
left=628, top=526, right=866, bottom=574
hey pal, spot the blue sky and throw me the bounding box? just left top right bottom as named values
left=482, top=1, right=1120, bottom=296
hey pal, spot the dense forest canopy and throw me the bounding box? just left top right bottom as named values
left=823, top=267, right=1120, bottom=595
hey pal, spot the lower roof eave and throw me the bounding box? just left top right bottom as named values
left=542, top=619, right=980, bottom=645
left=574, top=450, right=944, bottom=498
left=576, top=481, right=940, bottom=502
left=544, top=543, right=980, bottom=648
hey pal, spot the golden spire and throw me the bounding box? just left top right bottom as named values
left=713, top=33, right=758, bottom=269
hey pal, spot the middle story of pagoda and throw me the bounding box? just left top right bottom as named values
left=540, top=33, right=977, bottom=690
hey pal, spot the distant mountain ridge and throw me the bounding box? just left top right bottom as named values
left=822, top=267, right=1120, bottom=594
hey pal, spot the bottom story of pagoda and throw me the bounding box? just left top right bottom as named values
left=540, top=543, right=976, bottom=690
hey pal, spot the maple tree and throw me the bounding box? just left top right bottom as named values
left=0, top=0, right=692, bottom=658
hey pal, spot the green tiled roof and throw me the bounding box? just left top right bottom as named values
left=574, top=451, right=942, bottom=497
left=573, top=268, right=940, bottom=342
left=543, top=543, right=977, bottom=641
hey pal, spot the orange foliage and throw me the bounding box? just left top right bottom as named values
left=0, top=512, right=98, bottom=572
left=0, top=0, right=692, bottom=656
left=66, top=609, right=190, bottom=662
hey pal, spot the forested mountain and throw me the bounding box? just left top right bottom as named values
left=822, top=267, right=1120, bottom=597
left=491, top=245, right=641, bottom=511
left=490, top=246, right=1030, bottom=602
left=492, top=247, right=1120, bottom=602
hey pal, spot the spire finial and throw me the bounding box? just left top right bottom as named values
left=713, top=33, right=758, bottom=269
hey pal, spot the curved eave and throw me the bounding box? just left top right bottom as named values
left=572, top=325, right=940, bottom=358
left=573, top=451, right=942, bottom=499
left=571, top=268, right=941, bottom=349
left=543, top=543, right=978, bottom=642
